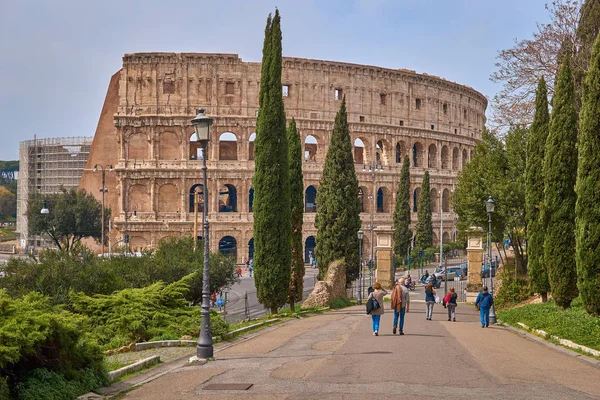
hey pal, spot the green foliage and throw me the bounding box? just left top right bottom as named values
left=543, top=55, right=578, bottom=309
left=16, top=368, right=108, bottom=400
left=287, top=118, right=305, bottom=308
left=393, top=155, right=412, bottom=258
left=498, top=297, right=600, bottom=352
left=0, top=290, right=107, bottom=398
left=315, top=98, right=362, bottom=283
left=253, top=10, right=292, bottom=313
left=415, top=171, right=433, bottom=249
left=575, top=32, right=600, bottom=316
left=330, top=297, right=353, bottom=309
left=574, top=0, right=600, bottom=104
left=0, top=186, right=16, bottom=221
left=27, top=188, right=109, bottom=252
left=526, top=78, right=551, bottom=299
left=494, top=276, right=533, bottom=310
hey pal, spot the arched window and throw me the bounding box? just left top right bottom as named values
left=452, top=147, right=459, bottom=171
left=358, top=187, right=365, bottom=212
left=442, top=189, right=450, bottom=212
left=219, top=236, right=237, bottom=258
left=462, top=149, right=468, bottom=169
left=305, top=236, right=316, bottom=263
left=413, top=187, right=421, bottom=212
left=249, top=132, right=256, bottom=161
left=305, top=186, right=317, bottom=212
left=441, top=146, right=449, bottom=170
left=428, top=144, right=437, bottom=169
left=248, top=238, right=254, bottom=260
left=189, top=133, right=203, bottom=160
left=396, top=141, right=406, bottom=163
left=376, top=140, right=384, bottom=164
left=354, top=138, right=365, bottom=164
left=189, top=184, right=206, bottom=212
left=219, top=132, right=238, bottom=160
left=219, top=184, right=237, bottom=212
left=413, top=142, right=424, bottom=167
left=249, top=187, right=254, bottom=212
left=430, top=188, right=439, bottom=213
left=304, top=135, right=318, bottom=162
left=377, top=188, right=384, bottom=213
left=442, top=232, right=450, bottom=243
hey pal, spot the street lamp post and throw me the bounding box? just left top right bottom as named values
left=357, top=230, right=364, bottom=305
left=191, top=108, right=214, bottom=359
left=41, top=200, right=49, bottom=215
left=363, top=160, right=383, bottom=287
left=93, top=164, right=113, bottom=256
left=441, top=199, right=446, bottom=295
left=486, top=196, right=497, bottom=324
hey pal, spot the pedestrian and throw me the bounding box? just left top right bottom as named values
left=443, top=287, right=458, bottom=322
left=249, top=258, right=254, bottom=277
left=475, top=286, right=494, bottom=328
left=368, top=281, right=387, bottom=336
left=237, top=266, right=242, bottom=277
left=391, top=278, right=410, bottom=335
left=425, top=283, right=436, bottom=320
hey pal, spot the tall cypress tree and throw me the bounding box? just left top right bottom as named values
left=574, top=0, right=600, bottom=105
left=575, top=32, right=600, bottom=316
left=315, top=98, right=362, bottom=283
left=393, top=155, right=412, bottom=260
left=543, top=54, right=578, bottom=309
left=526, top=78, right=551, bottom=302
left=287, top=118, right=304, bottom=312
left=415, top=171, right=433, bottom=249
left=253, top=10, right=291, bottom=313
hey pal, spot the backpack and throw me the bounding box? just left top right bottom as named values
left=366, top=294, right=380, bottom=314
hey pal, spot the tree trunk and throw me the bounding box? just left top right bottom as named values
left=541, top=292, right=548, bottom=303
left=290, top=299, right=295, bottom=313
left=271, top=307, right=278, bottom=315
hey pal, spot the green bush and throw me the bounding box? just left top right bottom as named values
left=495, top=277, right=533, bottom=310
left=330, top=297, right=353, bottom=309
left=16, top=368, right=107, bottom=400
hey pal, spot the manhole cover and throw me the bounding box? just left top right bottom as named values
left=203, top=383, right=253, bottom=391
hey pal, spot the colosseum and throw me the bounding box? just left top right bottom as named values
left=79, top=52, right=487, bottom=263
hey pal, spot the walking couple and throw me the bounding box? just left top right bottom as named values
left=366, top=279, right=410, bottom=336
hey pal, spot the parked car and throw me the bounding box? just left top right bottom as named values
left=433, top=266, right=463, bottom=281
left=460, top=262, right=468, bottom=276
left=481, top=261, right=497, bottom=278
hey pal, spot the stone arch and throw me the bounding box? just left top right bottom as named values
left=413, top=187, right=421, bottom=212
left=189, top=132, right=203, bottom=160
left=130, top=236, right=148, bottom=251
left=452, top=147, right=459, bottom=171
left=248, top=238, right=254, bottom=260
left=376, top=186, right=391, bottom=213
left=304, top=135, right=318, bottom=162
left=249, top=187, right=254, bottom=212
left=354, top=138, right=365, bottom=164
left=128, top=132, right=148, bottom=160
left=248, top=132, right=256, bottom=160
left=432, top=231, right=439, bottom=247
left=158, top=183, right=179, bottom=212
left=305, top=185, right=317, bottom=212
left=412, top=142, right=424, bottom=167
left=396, top=141, right=406, bottom=163
left=430, top=188, right=439, bottom=213
left=189, top=184, right=206, bottom=212
left=129, top=184, right=149, bottom=212
left=219, top=184, right=237, bottom=212
left=442, top=188, right=450, bottom=212
left=218, top=235, right=237, bottom=258
left=442, top=231, right=451, bottom=243
left=219, top=132, right=238, bottom=160
left=158, top=131, right=179, bottom=160
left=462, top=149, right=468, bottom=169
left=428, top=143, right=438, bottom=169
left=376, top=139, right=391, bottom=165
left=358, top=186, right=366, bottom=213
left=305, top=236, right=316, bottom=263
left=441, top=145, right=450, bottom=170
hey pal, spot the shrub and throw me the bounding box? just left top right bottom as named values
left=16, top=368, right=107, bottom=400
left=495, top=276, right=533, bottom=310
left=330, top=297, right=353, bottom=309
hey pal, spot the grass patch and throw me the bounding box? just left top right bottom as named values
left=110, top=361, right=162, bottom=383
left=104, top=359, right=130, bottom=372
left=330, top=297, right=353, bottom=309
left=498, top=296, right=600, bottom=352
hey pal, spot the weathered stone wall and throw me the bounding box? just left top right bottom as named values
left=80, top=53, right=486, bottom=260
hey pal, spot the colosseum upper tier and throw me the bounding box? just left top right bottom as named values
left=79, top=52, right=487, bottom=262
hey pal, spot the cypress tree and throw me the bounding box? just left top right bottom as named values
left=393, top=155, right=412, bottom=261
left=526, top=78, right=551, bottom=302
left=314, top=98, right=362, bottom=283
left=415, top=171, right=433, bottom=249
left=575, top=32, right=600, bottom=316
left=253, top=10, right=291, bottom=313
left=543, top=54, right=578, bottom=309
left=287, top=118, right=304, bottom=312
left=574, top=0, right=600, bottom=105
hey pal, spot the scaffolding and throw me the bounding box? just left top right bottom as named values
left=16, top=136, right=93, bottom=251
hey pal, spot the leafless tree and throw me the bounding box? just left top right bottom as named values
left=490, top=1, right=580, bottom=129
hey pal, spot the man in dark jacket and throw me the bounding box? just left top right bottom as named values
left=475, top=286, right=494, bottom=328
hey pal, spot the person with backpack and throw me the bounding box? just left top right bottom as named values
left=366, top=281, right=387, bottom=336
left=475, top=286, right=494, bottom=328
left=443, top=287, right=458, bottom=322
left=425, top=283, right=436, bottom=320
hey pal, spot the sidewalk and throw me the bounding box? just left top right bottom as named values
left=106, top=300, right=600, bottom=399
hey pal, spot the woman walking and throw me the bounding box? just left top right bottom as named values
left=425, top=283, right=436, bottom=320
left=368, top=282, right=387, bottom=336
left=443, top=287, right=458, bottom=321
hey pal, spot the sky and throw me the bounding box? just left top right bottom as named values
left=0, top=0, right=552, bottom=160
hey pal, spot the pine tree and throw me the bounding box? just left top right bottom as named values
left=575, top=32, right=600, bottom=316
left=543, top=54, right=578, bottom=309
left=253, top=10, right=291, bottom=314
left=393, top=155, right=412, bottom=261
left=314, top=98, right=362, bottom=283
left=287, top=118, right=304, bottom=312
left=415, top=171, right=433, bottom=249
left=526, top=78, right=551, bottom=302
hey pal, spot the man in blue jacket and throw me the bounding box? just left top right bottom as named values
left=475, top=286, right=494, bottom=328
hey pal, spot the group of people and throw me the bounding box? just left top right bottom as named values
left=242, top=258, right=254, bottom=277
left=366, top=276, right=495, bottom=335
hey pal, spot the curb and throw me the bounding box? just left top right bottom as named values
left=135, top=340, right=196, bottom=351
left=498, top=320, right=600, bottom=369
left=108, top=355, right=161, bottom=382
